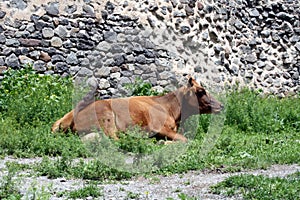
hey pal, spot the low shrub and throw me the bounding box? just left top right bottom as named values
left=0, top=66, right=73, bottom=126
left=210, top=172, right=300, bottom=199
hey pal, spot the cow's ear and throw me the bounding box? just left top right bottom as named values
left=188, top=76, right=194, bottom=87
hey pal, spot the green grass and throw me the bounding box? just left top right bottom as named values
left=67, top=183, right=102, bottom=199
left=0, top=66, right=299, bottom=182
left=35, top=156, right=132, bottom=181
left=0, top=162, right=24, bottom=199
left=210, top=172, right=300, bottom=200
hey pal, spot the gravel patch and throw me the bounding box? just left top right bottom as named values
left=0, top=157, right=299, bottom=199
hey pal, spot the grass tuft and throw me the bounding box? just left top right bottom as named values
left=210, top=172, right=300, bottom=200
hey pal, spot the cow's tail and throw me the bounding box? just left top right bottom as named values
left=51, top=110, right=74, bottom=133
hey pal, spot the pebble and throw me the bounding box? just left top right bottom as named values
left=51, top=37, right=63, bottom=47
left=42, top=27, right=54, bottom=38
left=45, top=2, right=59, bottom=16
left=5, top=53, right=20, bottom=68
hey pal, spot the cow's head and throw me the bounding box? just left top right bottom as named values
left=182, top=77, right=224, bottom=114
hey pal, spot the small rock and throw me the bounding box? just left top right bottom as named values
left=290, top=35, right=300, bottom=43
left=56, top=62, right=69, bottom=73
left=35, top=20, right=47, bottom=31
left=64, top=5, right=77, bottom=14
left=159, top=71, right=174, bottom=80
left=120, top=77, right=131, bottom=85
left=245, top=53, right=257, bottom=63
left=83, top=5, right=95, bottom=17
left=173, top=11, right=186, bottom=17
left=51, top=37, right=63, bottom=47
left=80, top=58, right=90, bottom=67
left=234, top=20, right=244, bottom=30
left=33, top=60, right=46, bottom=72
left=111, top=72, right=121, bottom=79
left=103, top=31, right=117, bottom=43
left=0, top=34, right=5, bottom=44
left=96, top=41, right=111, bottom=52
left=42, top=27, right=54, bottom=38
left=125, top=54, right=135, bottom=63
left=259, top=52, right=267, bottom=61
left=5, top=53, right=20, bottom=68
left=52, top=55, right=65, bottom=63
left=26, top=23, right=36, bottom=33
left=99, top=78, right=110, bottom=89
left=292, top=72, right=299, bottom=80
left=295, top=42, right=300, bottom=52
left=55, top=25, right=68, bottom=38
left=0, top=25, right=4, bottom=33
left=265, top=64, right=274, bottom=71
left=113, top=54, right=125, bottom=66
left=197, top=2, right=204, bottom=10
left=135, top=55, right=147, bottom=64
left=105, top=1, right=115, bottom=14
left=2, top=47, right=12, bottom=56
left=66, top=52, right=78, bottom=65
left=185, top=5, right=194, bottom=16
left=0, top=66, right=7, bottom=74
left=19, top=55, right=34, bottom=65
left=276, top=12, right=293, bottom=21
left=63, top=40, right=75, bottom=49
left=40, top=52, right=51, bottom=62
left=95, top=67, right=110, bottom=77
left=19, top=38, right=41, bottom=47
left=45, top=2, right=59, bottom=16
left=0, top=11, right=6, bottom=19
left=266, top=77, right=273, bottom=84
left=77, top=39, right=95, bottom=50
left=260, top=30, right=270, bottom=37
left=9, top=0, right=27, bottom=9
left=180, top=26, right=190, bottom=34
left=283, top=72, right=291, bottom=79
left=248, top=8, right=260, bottom=17
left=271, top=32, right=280, bottom=41
left=5, top=38, right=20, bottom=47
left=160, top=6, right=167, bottom=15
left=273, top=79, right=281, bottom=88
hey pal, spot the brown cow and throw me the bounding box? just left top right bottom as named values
left=51, top=77, right=223, bottom=142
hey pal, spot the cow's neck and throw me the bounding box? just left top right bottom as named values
left=155, top=87, right=186, bottom=123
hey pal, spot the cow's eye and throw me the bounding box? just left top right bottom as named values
left=196, top=89, right=206, bottom=96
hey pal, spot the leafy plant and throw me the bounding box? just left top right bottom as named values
left=224, top=88, right=300, bottom=133
left=0, top=66, right=73, bottom=126
left=0, top=162, right=23, bottom=199
left=124, top=78, right=166, bottom=96
left=35, top=156, right=132, bottom=181
left=178, top=193, right=199, bottom=200
left=115, top=127, right=161, bottom=154
left=67, top=183, right=102, bottom=199
left=210, top=172, right=300, bottom=199
left=125, top=191, right=140, bottom=199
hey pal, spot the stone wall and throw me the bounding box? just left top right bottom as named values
left=0, top=0, right=299, bottom=97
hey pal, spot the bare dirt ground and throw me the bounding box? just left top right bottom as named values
left=0, top=157, right=299, bottom=200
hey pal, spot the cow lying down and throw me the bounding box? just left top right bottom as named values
left=52, top=77, right=223, bottom=142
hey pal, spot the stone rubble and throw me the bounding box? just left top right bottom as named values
left=0, top=0, right=299, bottom=97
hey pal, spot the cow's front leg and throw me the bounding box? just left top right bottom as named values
left=158, top=126, right=187, bottom=142
left=98, top=111, right=119, bottom=140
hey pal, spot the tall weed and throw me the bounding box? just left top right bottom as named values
left=0, top=66, right=73, bottom=126
left=225, top=89, right=300, bottom=133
